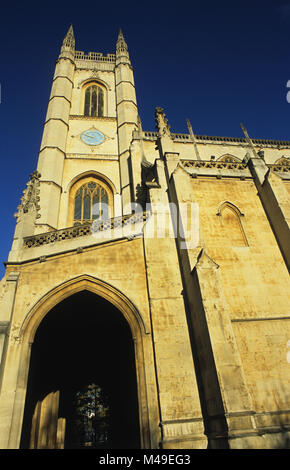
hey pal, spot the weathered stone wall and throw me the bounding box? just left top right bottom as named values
left=166, top=159, right=290, bottom=448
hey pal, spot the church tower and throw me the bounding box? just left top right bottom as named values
left=0, top=26, right=158, bottom=450
left=10, top=25, right=138, bottom=253
left=0, top=26, right=289, bottom=450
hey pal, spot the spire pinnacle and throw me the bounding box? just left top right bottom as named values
left=62, top=24, right=75, bottom=50
left=118, top=27, right=124, bottom=40
left=116, top=27, right=129, bottom=62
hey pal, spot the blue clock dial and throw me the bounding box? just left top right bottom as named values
left=81, top=129, right=105, bottom=146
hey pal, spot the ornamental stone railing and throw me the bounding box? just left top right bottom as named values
left=269, top=161, right=290, bottom=173
left=23, top=212, right=150, bottom=249
left=74, top=51, right=116, bottom=62
left=142, top=131, right=290, bottom=148
left=181, top=159, right=248, bottom=171
left=180, top=158, right=252, bottom=179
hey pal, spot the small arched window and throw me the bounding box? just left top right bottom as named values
left=73, top=181, right=109, bottom=225
left=217, top=202, right=248, bottom=247
left=84, top=85, right=104, bottom=117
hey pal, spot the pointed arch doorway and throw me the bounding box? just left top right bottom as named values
left=20, top=290, right=141, bottom=449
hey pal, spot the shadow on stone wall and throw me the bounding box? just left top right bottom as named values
left=253, top=380, right=290, bottom=449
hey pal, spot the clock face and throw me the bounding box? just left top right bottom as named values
left=81, top=129, right=105, bottom=146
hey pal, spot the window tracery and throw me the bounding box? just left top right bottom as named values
left=71, top=180, right=111, bottom=226
left=271, top=156, right=290, bottom=173
left=84, top=84, right=104, bottom=117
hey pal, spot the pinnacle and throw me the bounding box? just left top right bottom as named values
left=117, top=27, right=127, bottom=47
left=64, top=23, right=74, bottom=38
left=116, top=27, right=129, bottom=57
left=62, top=23, right=75, bottom=49
left=118, top=27, right=124, bottom=39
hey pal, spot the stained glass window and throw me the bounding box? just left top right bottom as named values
left=71, top=383, right=110, bottom=449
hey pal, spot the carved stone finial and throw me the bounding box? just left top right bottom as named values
left=15, top=171, right=41, bottom=221
left=155, top=107, right=171, bottom=138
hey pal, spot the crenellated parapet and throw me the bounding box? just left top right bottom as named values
left=74, top=51, right=116, bottom=72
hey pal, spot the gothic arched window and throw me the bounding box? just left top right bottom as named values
left=73, top=181, right=109, bottom=225
left=217, top=202, right=248, bottom=247
left=84, top=85, right=104, bottom=117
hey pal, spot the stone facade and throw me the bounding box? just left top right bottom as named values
left=0, top=26, right=289, bottom=449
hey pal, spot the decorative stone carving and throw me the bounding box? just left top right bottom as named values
left=15, top=171, right=41, bottom=221
left=181, top=160, right=248, bottom=171
left=155, top=107, right=172, bottom=138
left=271, top=156, right=290, bottom=173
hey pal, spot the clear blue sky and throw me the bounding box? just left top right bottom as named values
left=1, top=0, right=290, bottom=278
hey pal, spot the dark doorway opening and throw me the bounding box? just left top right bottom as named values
left=20, top=290, right=140, bottom=449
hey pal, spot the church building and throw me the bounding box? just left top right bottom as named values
left=0, top=25, right=289, bottom=449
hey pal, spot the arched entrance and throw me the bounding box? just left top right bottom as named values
left=20, top=290, right=141, bottom=449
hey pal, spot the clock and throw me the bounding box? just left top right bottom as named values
left=80, top=129, right=105, bottom=146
